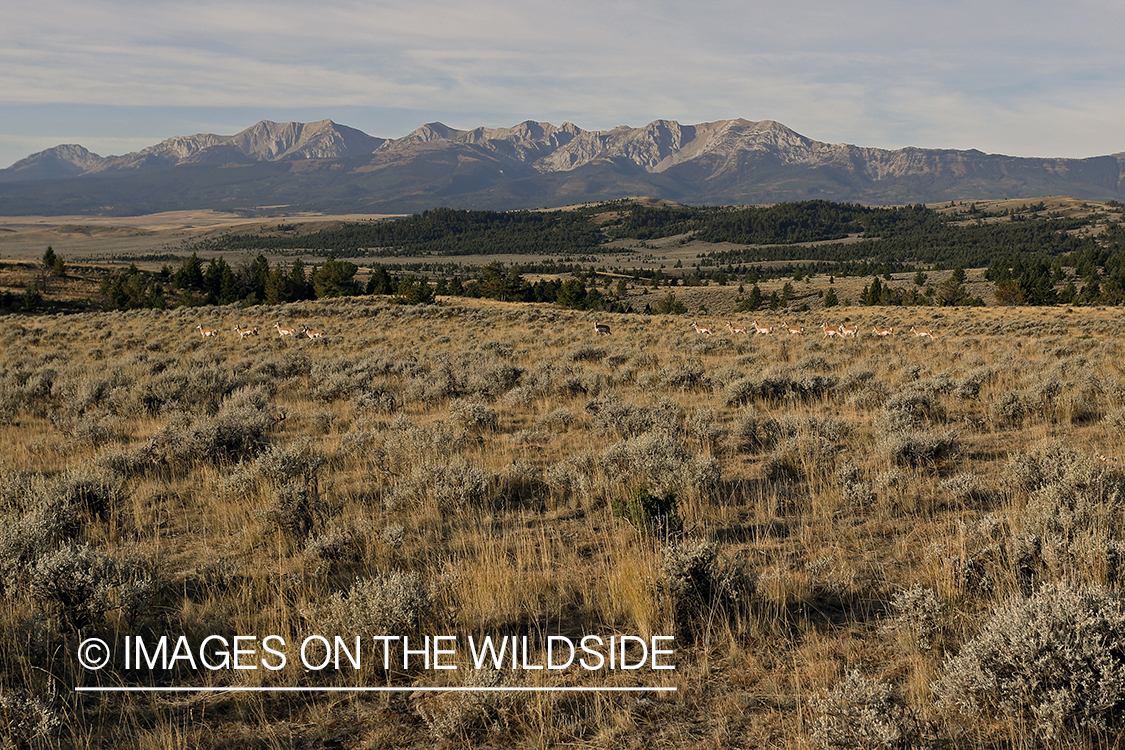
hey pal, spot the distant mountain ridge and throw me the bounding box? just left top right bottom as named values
left=2, top=118, right=1123, bottom=215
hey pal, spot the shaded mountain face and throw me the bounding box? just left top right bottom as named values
left=2, top=118, right=1123, bottom=214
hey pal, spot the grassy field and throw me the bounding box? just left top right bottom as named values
left=3, top=294, right=1125, bottom=748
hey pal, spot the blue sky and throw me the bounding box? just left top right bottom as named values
left=2, top=0, right=1123, bottom=170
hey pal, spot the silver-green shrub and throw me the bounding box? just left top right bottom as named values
left=416, top=667, right=518, bottom=743
left=449, top=399, right=499, bottom=434
left=887, top=585, right=943, bottom=650
left=934, top=582, right=1125, bottom=741
left=809, top=669, right=910, bottom=750
left=320, top=571, right=433, bottom=638
left=28, top=543, right=153, bottom=633
left=0, top=686, right=62, bottom=748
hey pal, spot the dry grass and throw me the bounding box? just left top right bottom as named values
left=4, top=296, right=1125, bottom=748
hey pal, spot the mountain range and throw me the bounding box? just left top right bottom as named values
left=2, top=118, right=1123, bottom=215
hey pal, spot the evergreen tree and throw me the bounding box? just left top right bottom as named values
left=367, top=265, right=393, bottom=295
left=289, top=259, right=313, bottom=300
left=651, top=292, right=687, bottom=314
left=244, top=254, right=270, bottom=301
left=312, top=256, right=359, bottom=298
left=736, top=283, right=763, bottom=312
left=264, top=267, right=291, bottom=305
left=174, top=252, right=204, bottom=290
left=556, top=278, right=588, bottom=309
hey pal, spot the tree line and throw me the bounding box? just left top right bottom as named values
left=99, top=254, right=632, bottom=313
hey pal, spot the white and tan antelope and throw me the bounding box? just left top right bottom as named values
left=275, top=321, right=297, bottom=338
left=821, top=322, right=839, bottom=338
left=302, top=326, right=326, bottom=339
left=234, top=324, right=258, bottom=340
left=594, top=321, right=611, bottom=336
left=784, top=323, right=804, bottom=335
left=839, top=322, right=859, bottom=338
left=910, top=326, right=934, bottom=339
left=197, top=324, right=219, bottom=338
left=726, top=321, right=747, bottom=335
left=872, top=326, right=894, bottom=337
left=752, top=321, right=772, bottom=335
left=691, top=322, right=713, bottom=336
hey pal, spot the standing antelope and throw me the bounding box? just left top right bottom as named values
left=784, top=323, right=804, bottom=335
left=197, top=324, right=219, bottom=338
left=726, top=321, right=747, bottom=335
left=821, top=322, right=838, bottom=338
left=234, top=325, right=258, bottom=340
left=752, top=321, right=772, bottom=335
left=691, top=322, right=713, bottom=336
left=275, top=322, right=296, bottom=338
left=910, top=326, right=934, bottom=339
left=594, top=321, right=611, bottom=336
left=302, top=326, right=325, bottom=339
left=872, top=326, right=894, bottom=337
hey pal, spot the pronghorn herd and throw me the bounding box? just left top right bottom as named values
left=673, top=320, right=934, bottom=339
left=194, top=322, right=325, bottom=340
left=581, top=318, right=937, bottom=339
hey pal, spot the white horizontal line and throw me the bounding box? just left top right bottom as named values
left=76, top=686, right=676, bottom=693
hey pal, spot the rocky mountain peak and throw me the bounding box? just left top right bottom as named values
left=2, top=117, right=1122, bottom=211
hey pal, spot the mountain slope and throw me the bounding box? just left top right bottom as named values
left=1, top=118, right=1123, bottom=214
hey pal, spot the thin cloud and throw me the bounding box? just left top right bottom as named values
left=1, top=0, right=1123, bottom=168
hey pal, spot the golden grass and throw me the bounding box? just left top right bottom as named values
left=3, top=297, right=1125, bottom=747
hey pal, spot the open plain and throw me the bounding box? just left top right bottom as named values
left=3, top=293, right=1125, bottom=748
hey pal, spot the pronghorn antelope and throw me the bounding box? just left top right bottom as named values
left=197, top=324, right=219, bottom=338
left=752, top=321, right=772, bottom=335
left=234, top=325, right=258, bottom=340
left=872, top=326, right=894, bottom=337
left=275, top=322, right=297, bottom=338
left=691, top=322, right=713, bottom=336
left=837, top=322, right=858, bottom=338
left=821, top=322, right=839, bottom=338
left=726, top=321, right=747, bottom=335
left=784, top=323, right=804, bottom=335
left=302, top=326, right=326, bottom=339
left=910, top=326, right=934, bottom=339
left=594, top=321, right=611, bottom=336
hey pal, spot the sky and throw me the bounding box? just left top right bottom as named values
left=2, top=0, right=1124, bottom=170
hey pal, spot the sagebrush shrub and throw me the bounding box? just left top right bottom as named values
left=387, top=455, right=494, bottom=510
left=260, top=483, right=330, bottom=543
left=586, top=393, right=679, bottom=438
left=878, top=428, right=959, bottom=468
left=320, top=571, right=433, bottom=639
left=304, top=527, right=360, bottom=575
left=0, top=686, right=62, bottom=748
left=940, top=473, right=991, bottom=504
left=449, top=398, right=499, bottom=434
left=731, top=410, right=781, bottom=453
left=934, top=581, right=1125, bottom=741
left=882, top=389, right=943, bottom=431
left=415, top=667, right=517, bottom=742
left=0, top=476, right=84, bottom=591
left=990, top=390, right=1027, bottom=426
left=662, top=540, right=755, bottom=640
left=28, top=543, right=152, bottom=632
left=886, top=585, right=943, bottom=650
left=601, top=430, right=720, bottom=502
left=809, top=669, right=911, bottom=750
